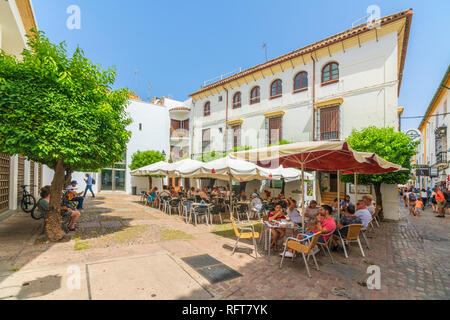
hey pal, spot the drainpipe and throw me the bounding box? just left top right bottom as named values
left=224, top=87, right=229, bottom=153
left=311, top=53, right=316, bottom=141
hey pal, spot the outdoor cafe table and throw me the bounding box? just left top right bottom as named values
left=263, top=220, right=300, bottom=263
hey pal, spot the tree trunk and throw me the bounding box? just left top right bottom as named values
left=374, top=182, right=383, bottom=219
left=45, top=159, right=66, bottom=241
left=148, top=176, right=152, bottom=189
left=64, top=169, right=73, bottom=188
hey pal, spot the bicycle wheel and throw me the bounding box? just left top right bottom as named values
left=30, top=208, right=44, bottom=220
left=21, top=194, right=36, bottom=213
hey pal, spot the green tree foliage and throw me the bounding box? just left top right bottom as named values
left=0, top=30, right=131, bottom=240
left=268, top=139, right=291, bottom=147
left=129, top=150, right=165, bottom=171
left=341, top=126, right=417, bottom=214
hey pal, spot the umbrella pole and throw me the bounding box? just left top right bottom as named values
left=229, top=174, right=233, bottom=218
left=337, top=170, right=341, bottom=220
left=354, top=173, right=358, bottom=205
left=301, top=162, right=305, bottom=231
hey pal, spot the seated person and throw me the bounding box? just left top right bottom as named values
left=355, top=200, right=372, bottom=231
left=250, top=193, right=263, bottom=213
left=340, top=195, right=352, bottom=210
left=304, top=200, right=320, bottom=220
left=169, top=186, right=178, bottom=197
left=362, top=195, right=376, bottom=215
left=286, top=197, right=302, bottom=227
left=146, top=187, right=158, bottom=204
left=331, top=198, right=339, bottom=213
left=39, top=185, right=81, bottom=232
left=187, top=187, right=196, bottom=199
left=331, top=204, right=362, bottom=250
left=67, top=180, right=84, bottom=210
left=240, top=190, right=247, bottom=201
left=199, top=188, right=210, bottom=201
left=277, top=193, right=286, bottom=200
left=252, top=189, right=260, bottom=198
left=314, top=205, right=336, bottom=242
left=263, top=190, right=271, bottom=201
left=156, top=185, right=171, bottom=207
left=268, top=204, right=286, bottom=252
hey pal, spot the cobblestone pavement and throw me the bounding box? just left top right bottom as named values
left=0, top=194, right=448, bottom=300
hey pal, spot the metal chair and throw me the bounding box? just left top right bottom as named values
left=181, top=200, right=193, bottom=223
left=316, top=230, right=335, bottom=264
left=191, top=204, right=209, bottom=226
left=209, top=203, right=223, bottom=224
left=230, top=217, right=259, bottom=258
left=337, top=224, right=365, bottom=258
left=234, top=203, right=250, bottom=222
left=280, top=232, right=322, bottom=278
left=167, top=198, right=181, bottom=216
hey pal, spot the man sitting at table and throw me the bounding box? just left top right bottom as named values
left=331, top=204, right=361, bottom=250
left=199, top=188, right=210, bottom=201
left=250, top=193, right=263, bottom=216
left=286, top=197, right=302, bottom=227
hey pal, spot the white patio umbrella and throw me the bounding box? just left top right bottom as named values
left=130, top=161, right=169, bottom=176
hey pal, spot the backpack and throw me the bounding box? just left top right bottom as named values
left=92, top=178, right=96, bottom=185
left=408, top=192, right=416, bottom=201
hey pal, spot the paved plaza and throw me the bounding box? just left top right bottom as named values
left=0, top=193, right=448, bottom=300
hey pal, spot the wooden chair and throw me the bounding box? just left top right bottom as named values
left=372, top=205, right=381, bottom=228
left=337, top=224, right=365, bottom=258
left=280, top=232, right=322, bottom=278
left=230, top=217, right=259, bottom=258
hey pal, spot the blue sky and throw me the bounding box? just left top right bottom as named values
left=32, top=0, right=450, bottom=129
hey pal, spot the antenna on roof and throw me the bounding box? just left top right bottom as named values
left=147, top=83, right=152, bottom=102
left=262, top=42, right=268, bottom=61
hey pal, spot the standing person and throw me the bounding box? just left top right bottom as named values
left=420, top=189, right=428, bottom=210
left=83, top=173, right=95, bottom=198
left=434, top=187, right=446, bottom=218
left=444, top=188, right=450, bottom=216
left=426, top=187, right=432, bottom=207
left=407, top=189, right=417, bottom=216
left=403, top=189, right=409, bottom=207
left=414, top=198, right=423, bottom=217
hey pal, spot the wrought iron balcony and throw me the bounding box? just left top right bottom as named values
left=436, top=151, right=447, bottom=166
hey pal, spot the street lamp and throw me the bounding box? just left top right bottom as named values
left=162, top=150, right=166, bottom=158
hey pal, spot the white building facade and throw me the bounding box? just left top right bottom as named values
left=415, top=66, right=450, bottom=189
left=187, top=10, right=412, bottom=213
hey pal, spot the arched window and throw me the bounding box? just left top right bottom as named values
left=270, top=79, right=282, bottom=98
left=204, top=102, right=210, bottom=116
left=250, top=86, right=260, bottom=104
left=322, top=62, right=339, bottom=84
left=233, top=92, right=241, bottom=109
left=294, top=71, right=308, bottom=91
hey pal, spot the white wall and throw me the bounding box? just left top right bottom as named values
left=125, top=99, right=170, bottom=194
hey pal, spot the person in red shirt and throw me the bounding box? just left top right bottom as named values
left=268, top=204, right=286, bottom=251
left=434, top=187, right=446, bottom=218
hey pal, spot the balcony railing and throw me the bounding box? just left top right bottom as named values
left=436, top=152, right=447, bottom=165
left=170, top=128, right=189, bottom=138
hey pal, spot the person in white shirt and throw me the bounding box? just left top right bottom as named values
left=355, top=201, right=372, bottom=231
left=250, top=193, right=262, bottom=215
left=286, top=197, right=302, bottom=226
left=362, top=195, right=375, bottom=215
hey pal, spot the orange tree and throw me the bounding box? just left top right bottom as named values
left=341, top=126, right=417, bottom=216
left=0, top=31, right=131, bottom=241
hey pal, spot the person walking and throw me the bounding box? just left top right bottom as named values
left=434, top=187, right=446, bottom=218
left=83, top=173, right=95, bottom=198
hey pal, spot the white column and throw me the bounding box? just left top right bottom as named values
left=8, top=155, right=18, bottom=210
left=24, top=159, right=30, bottom=186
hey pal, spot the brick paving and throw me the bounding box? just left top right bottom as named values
left=0, top=193, right=448, bottom=300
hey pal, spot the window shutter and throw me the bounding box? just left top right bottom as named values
left=268, top=116, right=282, bottom=145
left=320, top=106, right=339, bottom=140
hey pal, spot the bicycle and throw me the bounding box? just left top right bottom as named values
left=19, top=184, right=37, bottom=214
